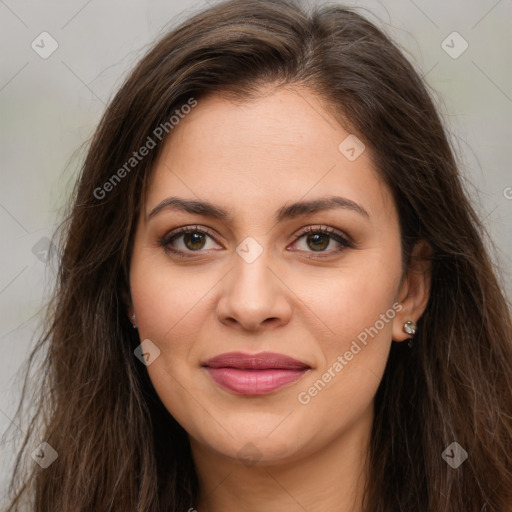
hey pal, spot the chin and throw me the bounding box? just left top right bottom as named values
left=218, top=436, right=306, bottom=467
left=190, top=416, right=321, bottom=468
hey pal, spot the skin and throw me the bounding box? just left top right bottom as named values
left=129, top=85, right=431, bottom=512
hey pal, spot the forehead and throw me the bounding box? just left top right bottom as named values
left=145, top=86, right=396, bottom=226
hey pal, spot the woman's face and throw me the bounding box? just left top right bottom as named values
left=129, top=86, right=422, bottom=466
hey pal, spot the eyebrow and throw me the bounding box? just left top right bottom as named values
left=147, top=195, right=370, bottom=223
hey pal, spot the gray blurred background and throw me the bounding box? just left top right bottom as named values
left=1, top=0, right=511, bottom=503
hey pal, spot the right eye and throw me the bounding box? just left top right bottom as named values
left=159, top=225, right=222, bottom=257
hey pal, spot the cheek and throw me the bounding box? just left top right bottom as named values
left=129, top=252, right=219, bottom=414
left=294, top=258, right=400, bottom=406
left=294, top=298, right=395, bottom=446
left=300, top=256, right=400, bottom=349
left=130, top=253, right=214, bottom=344
left=129, top=255, right=210, bottom=428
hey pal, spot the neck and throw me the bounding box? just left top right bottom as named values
left=190, top=405, right=373, bottom=512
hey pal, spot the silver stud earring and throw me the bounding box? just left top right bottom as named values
left=403, top=320, right=417, bottom=347
left=131, top=313, right=137, bottom=329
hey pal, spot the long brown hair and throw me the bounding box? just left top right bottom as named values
left=3, top=0, right=512, bottom=510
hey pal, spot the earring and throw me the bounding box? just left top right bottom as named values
left=403, top=320, right=417, bottom=348
left=131, top=313, right=137, bottom=329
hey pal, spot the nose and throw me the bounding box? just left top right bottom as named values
left=215, top=248, right=292, bottom=332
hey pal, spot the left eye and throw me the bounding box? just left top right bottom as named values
left=290, top=227, right=351, bottom=254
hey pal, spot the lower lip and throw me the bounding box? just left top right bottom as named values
left=205, top=368, right=309, bottom=395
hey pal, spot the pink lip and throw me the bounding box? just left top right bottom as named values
left=202, top=351, right=311, bottom=395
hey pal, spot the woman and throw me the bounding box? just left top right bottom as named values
left=4, top=0, right=512, bottom=510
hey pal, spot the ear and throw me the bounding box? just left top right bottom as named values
left=392, top=240, right=432, bottom=342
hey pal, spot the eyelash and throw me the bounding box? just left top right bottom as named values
left=158, top=225, right=353, bottom=259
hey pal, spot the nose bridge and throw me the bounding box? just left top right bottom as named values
left=216, top=236, right=291, bottom=329
left=231, top=237, right=275, bottom=303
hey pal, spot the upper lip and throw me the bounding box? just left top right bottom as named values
left=202, top=351, right=310, bottom=370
